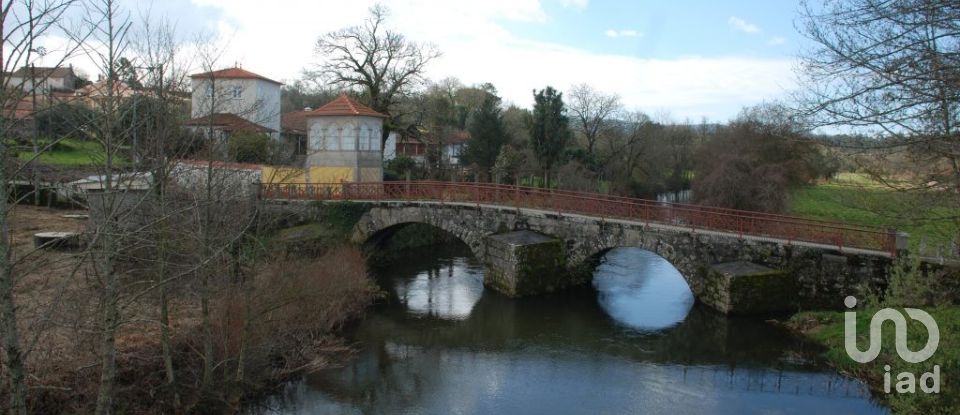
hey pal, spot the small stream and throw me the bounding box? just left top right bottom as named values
left=253, top=243, right=886, bottom=415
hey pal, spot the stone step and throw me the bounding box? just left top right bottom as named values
left=34, top=232, right=81, bottom=250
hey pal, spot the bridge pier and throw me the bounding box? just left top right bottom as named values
left=700, top=262, right=797, bottom=314
left=483, top=231, right=568, bottom=297
left=266, top=200, right=902, bottom=314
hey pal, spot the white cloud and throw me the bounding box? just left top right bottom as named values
left=767, top=36, right=786, bottom=46
left=728, top=16, right=761, bottom=34
left=560, top=0, right=589, bottom=11
left=605, top=29, right=641, bottom=38
left=46, top=0, right=797, bottom=122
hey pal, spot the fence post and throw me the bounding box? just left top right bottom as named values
left=838, top=230, right=844, bottom=253
left=514, top=184, right=519, bottom=208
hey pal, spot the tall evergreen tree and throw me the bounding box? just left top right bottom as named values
left=462, top=91, right=510, bottom=179
left=529, top=86, right=571, bottom=187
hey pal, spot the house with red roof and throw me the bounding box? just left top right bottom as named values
left=302, top=94, right=387, bottom=182
left=187, top=66, right=281, bottom=139
left=280, top=108, right=311, bottom=157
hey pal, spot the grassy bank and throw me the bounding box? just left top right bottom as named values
left=17, top=138, right=130, bottom=167
left=790, top=173, right=959, bottom=251
left=788, top=307, right=959, bottom=414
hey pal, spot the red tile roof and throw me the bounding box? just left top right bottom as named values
left=281, top=110, right=310, bottom=134
left=183, top=113, right=275, bottom=133
left=77, top=79, right=138, bottom=98
left=190, top=67, right=282, bottom=85
left=447, top=130, right=471, bottom=144
left=306, top=94, right=387, bottom=118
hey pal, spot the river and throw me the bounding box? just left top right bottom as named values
left=254, top=243, right=887, bottom=414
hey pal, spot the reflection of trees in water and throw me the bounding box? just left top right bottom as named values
left=256, top=250, right=880, bottom=414
left=389, top=254, right=484, bottom=320
left=295, top=340, right=874, bottom=414
left=369, top=248, right=825, bottom=367
left=356, top=291, right=819, bottom=367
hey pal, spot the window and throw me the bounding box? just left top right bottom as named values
left=371, top=128, right=381, bottom=151
left=231, top=85, right=242, bottom=99
left=331, top=126, right=344, bottom=150
left=342, top=127, right=356, bottom=151
left=309, top=124, right=323, bottom=151
left=358, top=126, right=369, bottom=151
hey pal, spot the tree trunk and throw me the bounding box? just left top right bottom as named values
left=159, top=281, right=179, bottom=409
left=201, top=272, right=212, bottom=388
left=94, top=191, right=119, bottom=415
left=0, top=195, right=27, bottom=415
left=94, top=271, right=118, bottom=415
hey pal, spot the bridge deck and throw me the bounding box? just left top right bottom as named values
left=257, top=180, right=902, bottom=257
left=267, top=198, right=895, bottom=258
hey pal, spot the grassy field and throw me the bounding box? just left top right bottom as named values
left=790, top=173, right=959, bottom=252
left=17, top=139, right=129, bottom=167
left=789, top=307, right=959, bottom=414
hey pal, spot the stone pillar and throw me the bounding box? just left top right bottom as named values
left=483, top=230, right=567, bottom=297
left=701, top=261, right=796, bottom=314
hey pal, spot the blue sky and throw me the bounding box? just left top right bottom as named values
left=508, top=0, right=805, bottom=60
left=42, top=0, right=813, bottom=122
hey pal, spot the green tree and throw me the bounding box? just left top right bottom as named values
left=35, top=102, right=95, bottom=139
left=529, top=86, right=571, bottom=187
left=462, top=91, right=510, bottom=179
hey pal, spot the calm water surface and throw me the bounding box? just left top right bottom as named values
left=255, top=244, right=886, bottom=415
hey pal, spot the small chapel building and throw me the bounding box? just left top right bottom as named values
left=303, top=94, right=386, bottom=182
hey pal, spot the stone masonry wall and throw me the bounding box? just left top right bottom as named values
left=272, top=200, right=894, bottom=311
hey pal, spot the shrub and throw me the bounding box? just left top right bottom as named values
left=384, top=156, right=421, bottom=180
left=227, top=130, right=270, bottom=163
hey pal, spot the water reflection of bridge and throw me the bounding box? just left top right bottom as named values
left=254, top=247, right=885, bottom=414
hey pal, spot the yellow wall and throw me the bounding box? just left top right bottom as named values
left=308, top=167, right=355, bottom=183
left=359, top=167, right=383, bottom=182
left=261, top=167, right=307, bottom=184
left=261, top=166, right=359, bottom=184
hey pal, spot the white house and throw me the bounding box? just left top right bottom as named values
left=8, top=66, right=77, bottom=93
left=304, top=94, right=387, bottom=182
left=188, top=67, right=281, bottom=139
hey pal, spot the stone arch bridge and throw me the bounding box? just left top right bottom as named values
left=260, top=181, right=907, bottom=314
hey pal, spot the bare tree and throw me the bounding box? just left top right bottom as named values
left=129, top=9, right=190, bottom=409
left=796, top=0, right=960, bottom=235
left=0, top=1, right=83, bottom=413
left=602, top=110, right=651, bottom=194
left=188, top=32, right=265, bottom=395
left=68, top=1, right=138, bottom=413
left=310, top=3, right=440, bottom=148
left=567, top=84, right=621, bottom=157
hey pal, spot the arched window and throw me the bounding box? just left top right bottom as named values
left=341, top=126, right=355, bottom=151
left=358, top=124, right=369, bottom=151
left=372, top=128, right=381, bottom=152
left=332, top=125, right=343, bottom=150
left=309, top=123, right=323, bottom=151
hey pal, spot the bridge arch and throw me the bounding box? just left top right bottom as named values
left=352, top=206, right=488, bottom=262
left=576, top=237, right=707, bottom=299
left=322, top=201, right=891, bottom=311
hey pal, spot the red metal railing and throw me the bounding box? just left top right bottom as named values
left=258, top=181, right=899, bottom=255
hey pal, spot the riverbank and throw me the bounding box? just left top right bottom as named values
left=787, top=307, right=959, bottom=414
left=8, top=204, right=379, bottom=413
